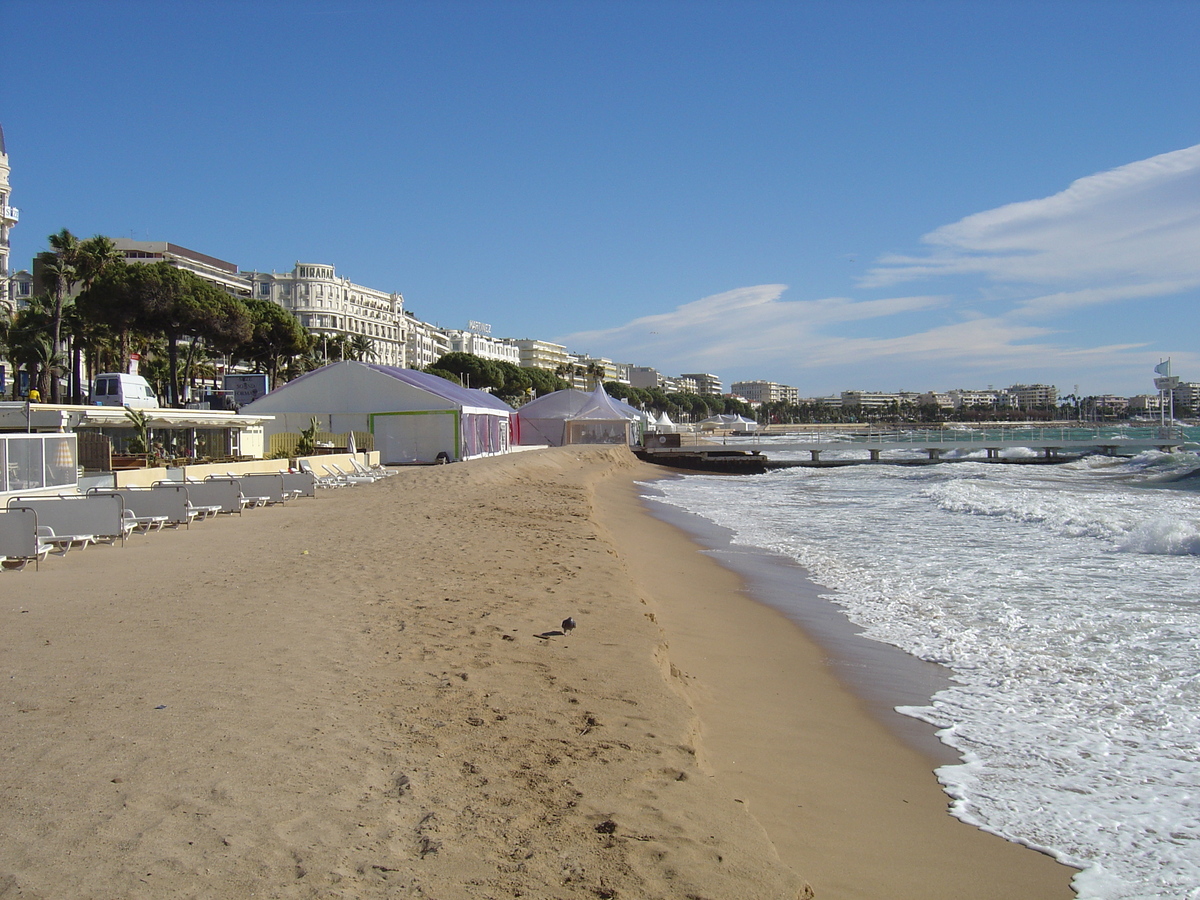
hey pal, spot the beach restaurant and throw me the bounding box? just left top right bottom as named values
left=241, top=361, right=514, bottom=465
left=0, top=401, right=273, bottom=497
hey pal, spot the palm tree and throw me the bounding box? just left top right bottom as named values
left=348, top=333, right=375, bottom=362
left=7, top=295, right=53, bottom=398
left=40, top=229, right=82, bottom=401
left=584, top=362, right=604, bottom=389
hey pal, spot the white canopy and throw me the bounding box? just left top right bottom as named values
left=241, top=361, right=513, bottom=464
left=698, top=413, right=759, bottom=432
left=516, top=385, right=644, bottom=446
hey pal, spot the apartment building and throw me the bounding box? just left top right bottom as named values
left=730, top=380, right=798, bottom=404
left=1171, top=382, right=1200, bottom=409
left=406, top=314, right=451, bottom=370
left=948, top=389, right=1012, bottom=409
left=569, top=354, right=621, bottom=387
left=515, top=339, right=571, bottom=371
left=1008, top=383, right=1058, bottom=409
left=446, top=329, right=521, bottom=366
left=244, top=262, right=406, bottom=367
left=1128, top=394, right=1166, bottom=414
left=629, top=366, right=671, bottom=390
left=679, top=373, right=723, bottom=396
left=840, top=390, right=906, bottom=410
left=917, top=391, right=954, bottom=411
left=115, top=239, right=251, bottom=297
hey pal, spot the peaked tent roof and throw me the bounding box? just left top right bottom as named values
left=362, top=364, right=515, bottom=412
left=699, top=413, right=758, bottom=428
left=244, top=361, right=514, bottom=414
left=518, top=385, right=645, bottom=422
left=569, top=385, right=639, bottom=422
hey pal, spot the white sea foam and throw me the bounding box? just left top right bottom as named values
left=648, top=447, right=1200, bottom=899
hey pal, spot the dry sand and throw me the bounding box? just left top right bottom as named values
left=0, top=446, right=1076, bottom=898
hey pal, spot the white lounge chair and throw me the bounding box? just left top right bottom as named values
left=324, top=465, right=369, bottom=487
left=299, top=460, right=343, bottom=489
left=186, top=503, right=222, bottom=521
left=122, top=508, right=168, bottom=534
left=36, top=525, right=96, bottom=555
left=327, top=463, right=376, bottom=484
left=350, top=457, right=394, bottom=479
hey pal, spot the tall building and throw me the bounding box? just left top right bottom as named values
left=0, top=124, right=18, bottom=314
left=515, top=339, right=570, bottom=371
left=445, top=328, right=520, bottom=365
left=1008, top=383, right=1058, bottom=409
left=406, top=313, right=450, bottom=370
left=679, top=373, right=723, bottom=396
left=245, top=263, right=407, bottom=367
left=731, top=380, right=798, bottom=404
left=114, top=239, right=249, bottom=296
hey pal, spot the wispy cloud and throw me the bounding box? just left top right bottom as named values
left=558, top=285, right=948, bottom=371
left=862, top=143, right=1200, bottom=309
left=559, top=144, right=1200, bottom=391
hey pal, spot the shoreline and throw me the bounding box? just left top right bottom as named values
left=0, top=446, right=1076, bottom=898
left=592, top=455, right=1079, bottom=899
left=635, top=477, right=958, bottom=765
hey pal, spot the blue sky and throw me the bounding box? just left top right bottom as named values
left=4, top=0, right=1198, bottom=397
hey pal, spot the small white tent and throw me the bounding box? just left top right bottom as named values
left=698, top=413, right=759, bottom=432
left=516, top=385, right=644, bottom=447
left=241, top=362, right=514, bottom=464
left=653, top=411, right=677, bottom=433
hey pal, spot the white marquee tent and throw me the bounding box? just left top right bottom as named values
left=515, top=385, right=646, bottom=447
left=698, top=413, right=760, bottom=432
left=241, top=362, right=514, bottom=464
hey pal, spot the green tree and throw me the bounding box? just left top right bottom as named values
left=6, top=296, right=55, bottom=398
left=431, top=352, right=503, bottom=391
left=525, top=366, right=569, bottom=396
left=236, top=298, right=312, bottom=388
left=492, top=361, right=532, bottom=404
left=36, top=229, right=85, bottom=401
left=78, top=262, right=250, bottom=406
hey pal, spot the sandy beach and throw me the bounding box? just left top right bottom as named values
left=0, top=446, right=1076, bottom=898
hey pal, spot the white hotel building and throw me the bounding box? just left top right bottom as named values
left=0, top=124, right=19, bottom=314
left=243, top=263, right=407, bottom=367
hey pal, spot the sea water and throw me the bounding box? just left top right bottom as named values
left=645, top=434, right=1200, bottom=900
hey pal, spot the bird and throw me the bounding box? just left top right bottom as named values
left=561, top=617, right=577, bottom=633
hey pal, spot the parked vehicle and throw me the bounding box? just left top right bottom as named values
left=90, top=373, right=159, bottom=408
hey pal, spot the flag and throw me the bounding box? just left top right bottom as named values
left=1154, top=360, right=1171, bottom=376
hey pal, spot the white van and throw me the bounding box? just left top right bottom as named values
left=90, top=373, right=159, bottom=408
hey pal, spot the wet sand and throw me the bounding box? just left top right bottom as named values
left=0, top=446, right=1076, bottom=898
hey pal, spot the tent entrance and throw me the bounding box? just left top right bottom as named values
left=371, top=410, right=458, bottom=464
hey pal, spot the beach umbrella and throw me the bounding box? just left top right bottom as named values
left=347, top=430, right=357, bottom=455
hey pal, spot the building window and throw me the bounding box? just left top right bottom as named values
left=259, top=282, right=271, bottom=297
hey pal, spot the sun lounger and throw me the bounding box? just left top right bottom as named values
left=8, top=494, right=128, bottom=547
left=122, top=508, right=167, bottom=534
left=36, top=525, right=95, bottom=554
left=187, top=503, right=222, bottom=521
left=298, top=459, right=345, bottom=488
left=325, top=463, right=375, bottom=485
left=349, top=457, right=392, bottom=479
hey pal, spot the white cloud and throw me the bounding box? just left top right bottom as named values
left=558, top=284, right=947, bottom=370
left=557, top=145, right=1200, bottom=393
left=862, top=143, right=1200, bottom=306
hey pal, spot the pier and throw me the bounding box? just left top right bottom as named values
left=636, top=426, right=1192, bottom=473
